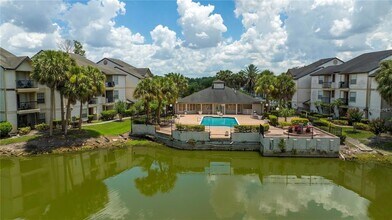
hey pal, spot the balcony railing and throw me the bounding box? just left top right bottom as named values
left=16, top=80, right=36, bottom=88
left=88, top=98, right=98, bottom=104
left=339, top=98, right=348, bottom=105
left=105, top=81, right=115, bottom=87
left=321, top=97, right=331, bottom=104
left=322, top=82, right=333, bottom=88
left=106, top=97, right=114, bottom=103
left=18, top=101, right=37, bottom=110
left=339, top=81, right=349, bottom=89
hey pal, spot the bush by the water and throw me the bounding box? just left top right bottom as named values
left=35, top=123, right=49, bottom=131
left=291, top=117, right=309, bottom=125
left=353, top=122, right=370, bottom=131
left=101, top=110, right=117, bottom=121
left=176, top=124, right=205, bottom=132
left=268, top=115, right=278, bottom=126
left=234, top=124, right=270, bottom=133
left=0, top=121, right=12, bottom=137
left=18, top=126, right=31, bottom=135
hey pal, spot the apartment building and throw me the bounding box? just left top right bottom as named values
left=310, top=50, right=392, bottom=120
left=97, top=58, right=152, bottom=103
left=288, top=57, right=343, bottom=111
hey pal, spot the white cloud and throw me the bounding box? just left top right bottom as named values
left=177, top=0, right=227, bottom=48
left=330, top=18, right=352, bottom=36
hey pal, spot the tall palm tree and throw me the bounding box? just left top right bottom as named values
left=78, top=66, right=106, bottom=129
left=255, top=72, right=276, bottom=113
left=62, top=65, right=84, bottom=135
left=31, top=50, right=73, bottom=136
left=273, top=73, right=296, bottom=107
left=153, top=76, right=175, bottom=124
left=243, top=64, right=260, bottom=94
left=375, top=60, right=392, bottom=105
left=134, top=78, right=156, bottom=123
left=215, top=70, right=233, bottom=86
left=331, top=98, right=344, bottom=117
left=165, top=72, right=188, bottom=98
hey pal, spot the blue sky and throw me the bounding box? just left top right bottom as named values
left=1, top=0, right=392, bottom=77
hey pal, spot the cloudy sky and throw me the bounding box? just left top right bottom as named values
left=1, top=0, right=392, bottom=77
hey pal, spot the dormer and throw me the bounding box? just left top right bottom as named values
left=212, top=80, right=225, bottom=89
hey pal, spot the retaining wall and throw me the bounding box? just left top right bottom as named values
left=231, top=133, right=261, bottom=143
left=131, top=124, right=156, bottom=136
left=172, top=130, right=210, bottom=142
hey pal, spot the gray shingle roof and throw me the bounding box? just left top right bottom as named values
left=0, top=47, right=31, bottom=70
left=99, top=58, right=152, bottom=79
left=69, top=53, right=126, bottom=76
left=311, top=50, right=392, bottom=76
left=288, top=58, right=338, bottom=79
left=177, top=86, right=260, bottom=104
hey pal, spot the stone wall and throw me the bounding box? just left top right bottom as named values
left=231, top=133, right=261, bottom=143
left=172, top=130, right=210, bottom=142
left=131, top=124, right=156, bottom=136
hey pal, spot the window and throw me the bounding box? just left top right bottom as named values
left=332, top=74, right=335, bottom=82
left=37, top=93, right=45, bottom=104
left=178, top=104, right=185, bottom=112
left=188, top=104, right=197, bottom=111
left=113, top=90, right=119, bottom=100
left=113, top=76, right=119, bottom=85
left=331, top=91, right=335, bottom=98
left=349, top=92, right=356, bottom=103
left=318, top=91, right=323, bottom=100
left=38, top=113, right=46, bottom=123
left=318, top=76, right=323, bottom=84
left=350, top=75, right=357, bottom=84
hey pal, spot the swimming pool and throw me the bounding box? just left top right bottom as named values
left=201, top=116, right=239, bottom=127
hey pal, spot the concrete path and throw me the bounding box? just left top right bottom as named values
left=346, top=137, right=374, bottom=152
left=82, top=117, right=131, bottom=127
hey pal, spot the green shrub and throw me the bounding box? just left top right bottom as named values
left=234, top=124, right=269, bottom=133
left=133, top=117, right=148, bottom=124
left=308, top=116, right=318, bottom=122
left=87, top=115, right=95, bottom=123
left=35, top=123, right=49, bottom=131
left=360, top=119, right=370, bottom=124
left=278, top=139, right=286, bottom=153
left=291, top=117, right=309, bottom=125
left=0, top=121, right=13, bottom=137
left=176, top=124, right=205, bottom=132
left=313, top=119, right=330, bottom=127
left=278, top=121, right=292, bottom=127
left=18, top=126, right=31, bottom=136
left=353, top=122, right=370, bottom=131
left=52, top=120, right=62, bottom=127
left=339, top=116, right=348, bottom=121
left=124, top=106, right=136, bottom=117
left=347, top=108, right=363, bottom=125
left=101, top=110, right=117, bottom=121
left=332, top=120, right=348, bottom=126
left=270, top=110, right=279, bottom=117
left=369, top=118, right=386, bottom=135
left=268, top=115, right=278, bottom=126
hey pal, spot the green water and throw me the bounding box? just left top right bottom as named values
left=1, top=146, right=391, bottom=220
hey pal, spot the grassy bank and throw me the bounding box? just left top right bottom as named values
left=354, top=154, right=392, bottom=166
left=0, top=135, right=39, bottom=145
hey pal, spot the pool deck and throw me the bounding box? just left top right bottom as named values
left=156, top=114, right=335, bottom=139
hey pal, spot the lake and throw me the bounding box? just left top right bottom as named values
left=1, top=145, right=391, bottom=219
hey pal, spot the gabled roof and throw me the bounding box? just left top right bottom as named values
left=287, top=58, right=338, bottom=80
left=311, top=50, right=392, bottom=76
left=177, top=86, right=260, bottom=104
left=0, top=47, right=31, bottom=70
left=98, top=58, right=152, bottom=79
left=68, top=53, right=126, bottom=76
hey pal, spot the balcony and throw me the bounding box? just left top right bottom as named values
left=339, top=81, right=349, bottom=89
left=88, top=98, right=98, bottom=105
left=322, top=82, right=333, bottom=89
left=339, top=98, right=348, bottom=105
left=320, top=97, right=331, bottom=104
left=105, top=81, right=115, bottom=87
left=17, top=101, right=39, bottom=113
left=105, top=97, right=115, bottom=104
left=16, top=80, right=39, bottom=93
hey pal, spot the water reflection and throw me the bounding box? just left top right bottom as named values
left=1, top=146, right=391, bottom=219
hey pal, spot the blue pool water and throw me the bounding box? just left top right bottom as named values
left=201, top=116, right=238, bottom=127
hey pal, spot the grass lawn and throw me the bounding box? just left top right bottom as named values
left=83, top=119, right=131, bottom=137
left=342, top=127, right=375, bottom=139
left=0, top=135, right=39, bottom=145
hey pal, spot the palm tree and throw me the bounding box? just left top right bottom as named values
left=331, top=98, right=344, bottom=117
left=243, top=64, right=260, bottom=94
left=31, top=50, right=73, bottom=136
left=255, top=72, right=276, bottom=113
left=134, top=78, right=156, bottom=123
left=375, top=60, right=392, bottom=105
left=273, top=73, right=296, bottom=107
left=153, top=76, right=175, bottom=124
left=215, top=70, right=233, bottom=86
left=78, top=66, right=106, bottom=129
left=165, top=72, right=188, bottom=98
left=62, top=65, right=84, bottom=135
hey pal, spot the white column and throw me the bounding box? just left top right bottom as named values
left=224, top=104, right=226, bottom=115
left=185, top=104, right=188, bottom=112
left=235, top=104, right=238, bottom=115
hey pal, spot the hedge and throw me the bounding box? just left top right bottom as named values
left=268, top=115, right=278, bottom=126
left=312, top=119, right=330, bottom=127
left=133, top=116, right=148, bottom=124
left=176, top=124, right=205, bottom=132
left=101, top=110, right=117, bottom=121
left=0, top=121, right=12, bottom=137
left=291, top=117, right=309, bottom=125
left=278, top=121, right=292, bottom=127
left=18, top=126, right=31, bottom=135
left=354, top=122, right=370, bottom=131
left=332, top=120, right=348, bottom=126
left=35, top=123, right=49, bottom=131
left=234, top=124, right=269, bottom=133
